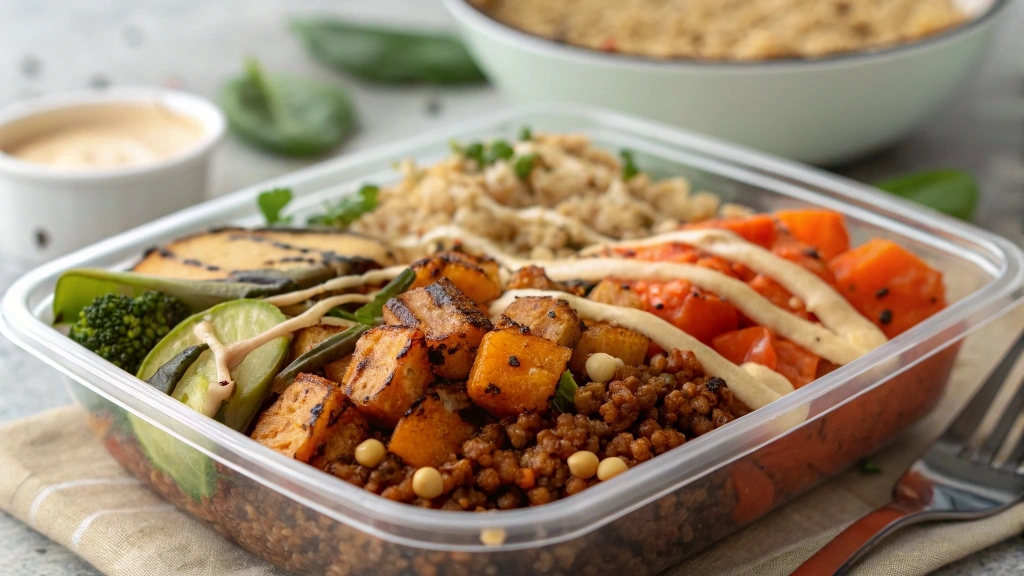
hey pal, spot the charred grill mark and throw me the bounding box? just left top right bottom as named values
left=384, top=299, right=419, bottom=327
left=427, top=348, right=446, bottom=366
left=485, top=384, right=501, bottom=394
left=424, top=278, right=493, bottom=330
left=309, top=402, right=325, bottom=425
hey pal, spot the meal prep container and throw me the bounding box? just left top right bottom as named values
left=445, top=0, right=1009, bottom=165
left=3, top=104, right=1023, bottom=575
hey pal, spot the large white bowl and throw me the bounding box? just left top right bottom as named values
left=445, top=0, right=1009, bottom=164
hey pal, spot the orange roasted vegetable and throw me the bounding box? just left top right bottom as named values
left=774, top=209, right=850, bottom=260
left=468, top=328, right=572, bottom=417
left=388, top=393, right=476, bottom=468
left=686, top=214, right=778, bottom=248
left=830, top=239, right=946, bottom=338
left=712, top=327, right=819, bottom=388
left=631, top=280, right=739, bottom=345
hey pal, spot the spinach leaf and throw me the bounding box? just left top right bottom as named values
left=874, top=169, right=978, bottom=221
left=257, top=188, right=293, bottom=225
left=291, top=18, right=485, bottom=84
left=219, top=59, right=355, bottom=157
left=353, top=268, right=416, bottom=325
left=307, top=184, right=379, bottom=228
left=620, top=150, right=639, bottom=181
left=552, top=370, right=578, bottom=413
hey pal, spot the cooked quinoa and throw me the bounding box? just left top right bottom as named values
left=470, top=0, right=969, bottom=61
left=350, top=132, right=739, bottom=259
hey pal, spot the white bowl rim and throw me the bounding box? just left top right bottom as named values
left=0, top=87, right=226, bottom=181
left=444, top=0, right=1012, bottom=72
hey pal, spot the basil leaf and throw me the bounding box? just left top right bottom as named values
left=487, top=140, right=515, bottom=164
left=519, top=126, right=533, bottom=141
left=552, top=370, right=578, bottom=413
left=257, top=188, right=293, bottom=225
left=514, top=153, right=536, bottom=180
left=620, top=150, right=639, bottom=181
left=307, top=184, right=379, bottom=229
left=219, top=59, right=355, bottom=157
left=353, top=268, right=416, bottom=325
left=291, top=18, right=485, bottom=84
left=874, top=169, right=978, bottom=221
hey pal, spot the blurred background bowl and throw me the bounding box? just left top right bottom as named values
left=444, top=0, right=1010, bottom=165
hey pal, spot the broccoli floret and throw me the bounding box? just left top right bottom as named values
left=69, top=291, right=191, bottom=375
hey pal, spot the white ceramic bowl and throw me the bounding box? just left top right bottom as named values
left=445, top=0, right=1008, bottom=165
left=0, top=88, right=225, bottom=263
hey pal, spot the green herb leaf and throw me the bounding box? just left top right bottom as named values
left=858, top=459, right=882, bottom=474
left=874, top=169, right=979, bottom=221
left=219, top=58, right=355, bottom=157
left=519, top=126, right=533, bottom=141
left=353, top=268, right=416, bottom=326
left=514, top=153, right=537, bottom=180
left=307, top=184, right=379, bottom=229
left=487, top=140, right=515, bottom=164
left=620, top=150, right=639, bottom=181
left=257, top=188, right=293, bottom=225
left=290, top=18, right=486, bottom=84
left=552, top=370, right=578, bottom=413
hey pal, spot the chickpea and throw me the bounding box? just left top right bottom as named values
left=597, top=457, right=628, bottom=481
left=567, top=450, right=599, bottom=479
left=354, top=439, right=386, bottom=468
left=412, top=467, right=444, bottom=499
left=586, top=353, right=618, bottom=383
left=479, top=528, right=507, bottom=546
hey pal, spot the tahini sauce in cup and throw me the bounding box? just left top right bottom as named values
left=4, top=103, right=205, bottom=171
left=0, top=88, right=225, bottom=263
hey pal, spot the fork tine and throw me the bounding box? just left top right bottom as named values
left=974, top=371, right=1024, bottom=463
left=943, top=331, right=1024, bottom=447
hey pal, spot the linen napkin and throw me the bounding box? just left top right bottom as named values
left=2, top=305, right=1024, bottom=576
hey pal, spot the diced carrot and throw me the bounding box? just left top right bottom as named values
left=617, top=243, right=700, bottom=264
left=747, top=274, right=816, bottom=321
left=631, top=280, right=739, bottom=345
left=772, top=338, right=819, bottom=388
left=772, top=240, right=835, bottom=283
left=712, top=327, right=777, bottom=369
left=730, top=460, right=776, bottom=525
left=774, top=209, right=851, bottom=260
left=686, top=214, right=777, bottom=248
left=830, top=239, right=946, bottom=338
left=713, top=327, right=820, bottom=388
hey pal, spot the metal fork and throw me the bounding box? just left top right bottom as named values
left=792, top=332, right=1024, bottom=575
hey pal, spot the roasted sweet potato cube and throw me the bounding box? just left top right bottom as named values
left=409, top=251, right=502, bottom=306
left=252, top=373, right=358, bottom=463
left=588, top=279, right=645, bottom=310
left=500, top=296, right=583, bottom=348
left=290, top=325, right=347, bottom=361
left=383, top=278, right=493, bottom=379
left=569, top=321, right=651, bottom=376
left=309, top=398, right=370, bottom=469
left=291, top=325, right=355, bottom=387
left=467, top=329, right=572, bottom=417
left=341, top=326, right=434, bottom=428
left=388, top=394, right=476, bottom=468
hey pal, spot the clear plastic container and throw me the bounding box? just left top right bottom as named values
left=3, top=104, right=1023, bottom=575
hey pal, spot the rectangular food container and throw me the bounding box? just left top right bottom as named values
left=3, top=104, right=1023, bottom=575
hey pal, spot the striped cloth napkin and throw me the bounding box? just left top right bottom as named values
left=2, top=307, right=1024, bottom=575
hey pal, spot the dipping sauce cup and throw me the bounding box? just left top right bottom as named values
left=0, top=88, right=225, bottom=263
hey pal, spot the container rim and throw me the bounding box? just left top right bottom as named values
left=443, top=0, right=1011, bottom=72
left=4, top=103, right=1023, bottom=552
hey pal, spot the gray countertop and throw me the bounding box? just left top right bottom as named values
left=1, top=0, right=1022, bottom=574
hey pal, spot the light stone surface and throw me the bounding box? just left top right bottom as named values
left=0, top=0, right=1022, bottom=574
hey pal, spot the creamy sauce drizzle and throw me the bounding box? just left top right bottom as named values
left=490, top=289, right=787, bottom=409
left=579, top=228, right=888, bottom=351
left=193, top=321, right=234, bottom=418
left=533, top=258, right=864, bottom=365
left=264, top=266, right=404, bottom=307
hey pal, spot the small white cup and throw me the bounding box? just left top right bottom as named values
left=0, top=88, right=225, bottom=263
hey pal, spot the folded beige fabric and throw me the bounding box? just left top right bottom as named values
left=2, top=307, right=1023, bottom=575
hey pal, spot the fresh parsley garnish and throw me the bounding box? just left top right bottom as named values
left=257, top=188, right=293, bottom=225
left=620, top=150, right=639, bottom=181
left=307, top=184, right=379, bottom=229
left=514, top=153, right=537, bottom=180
